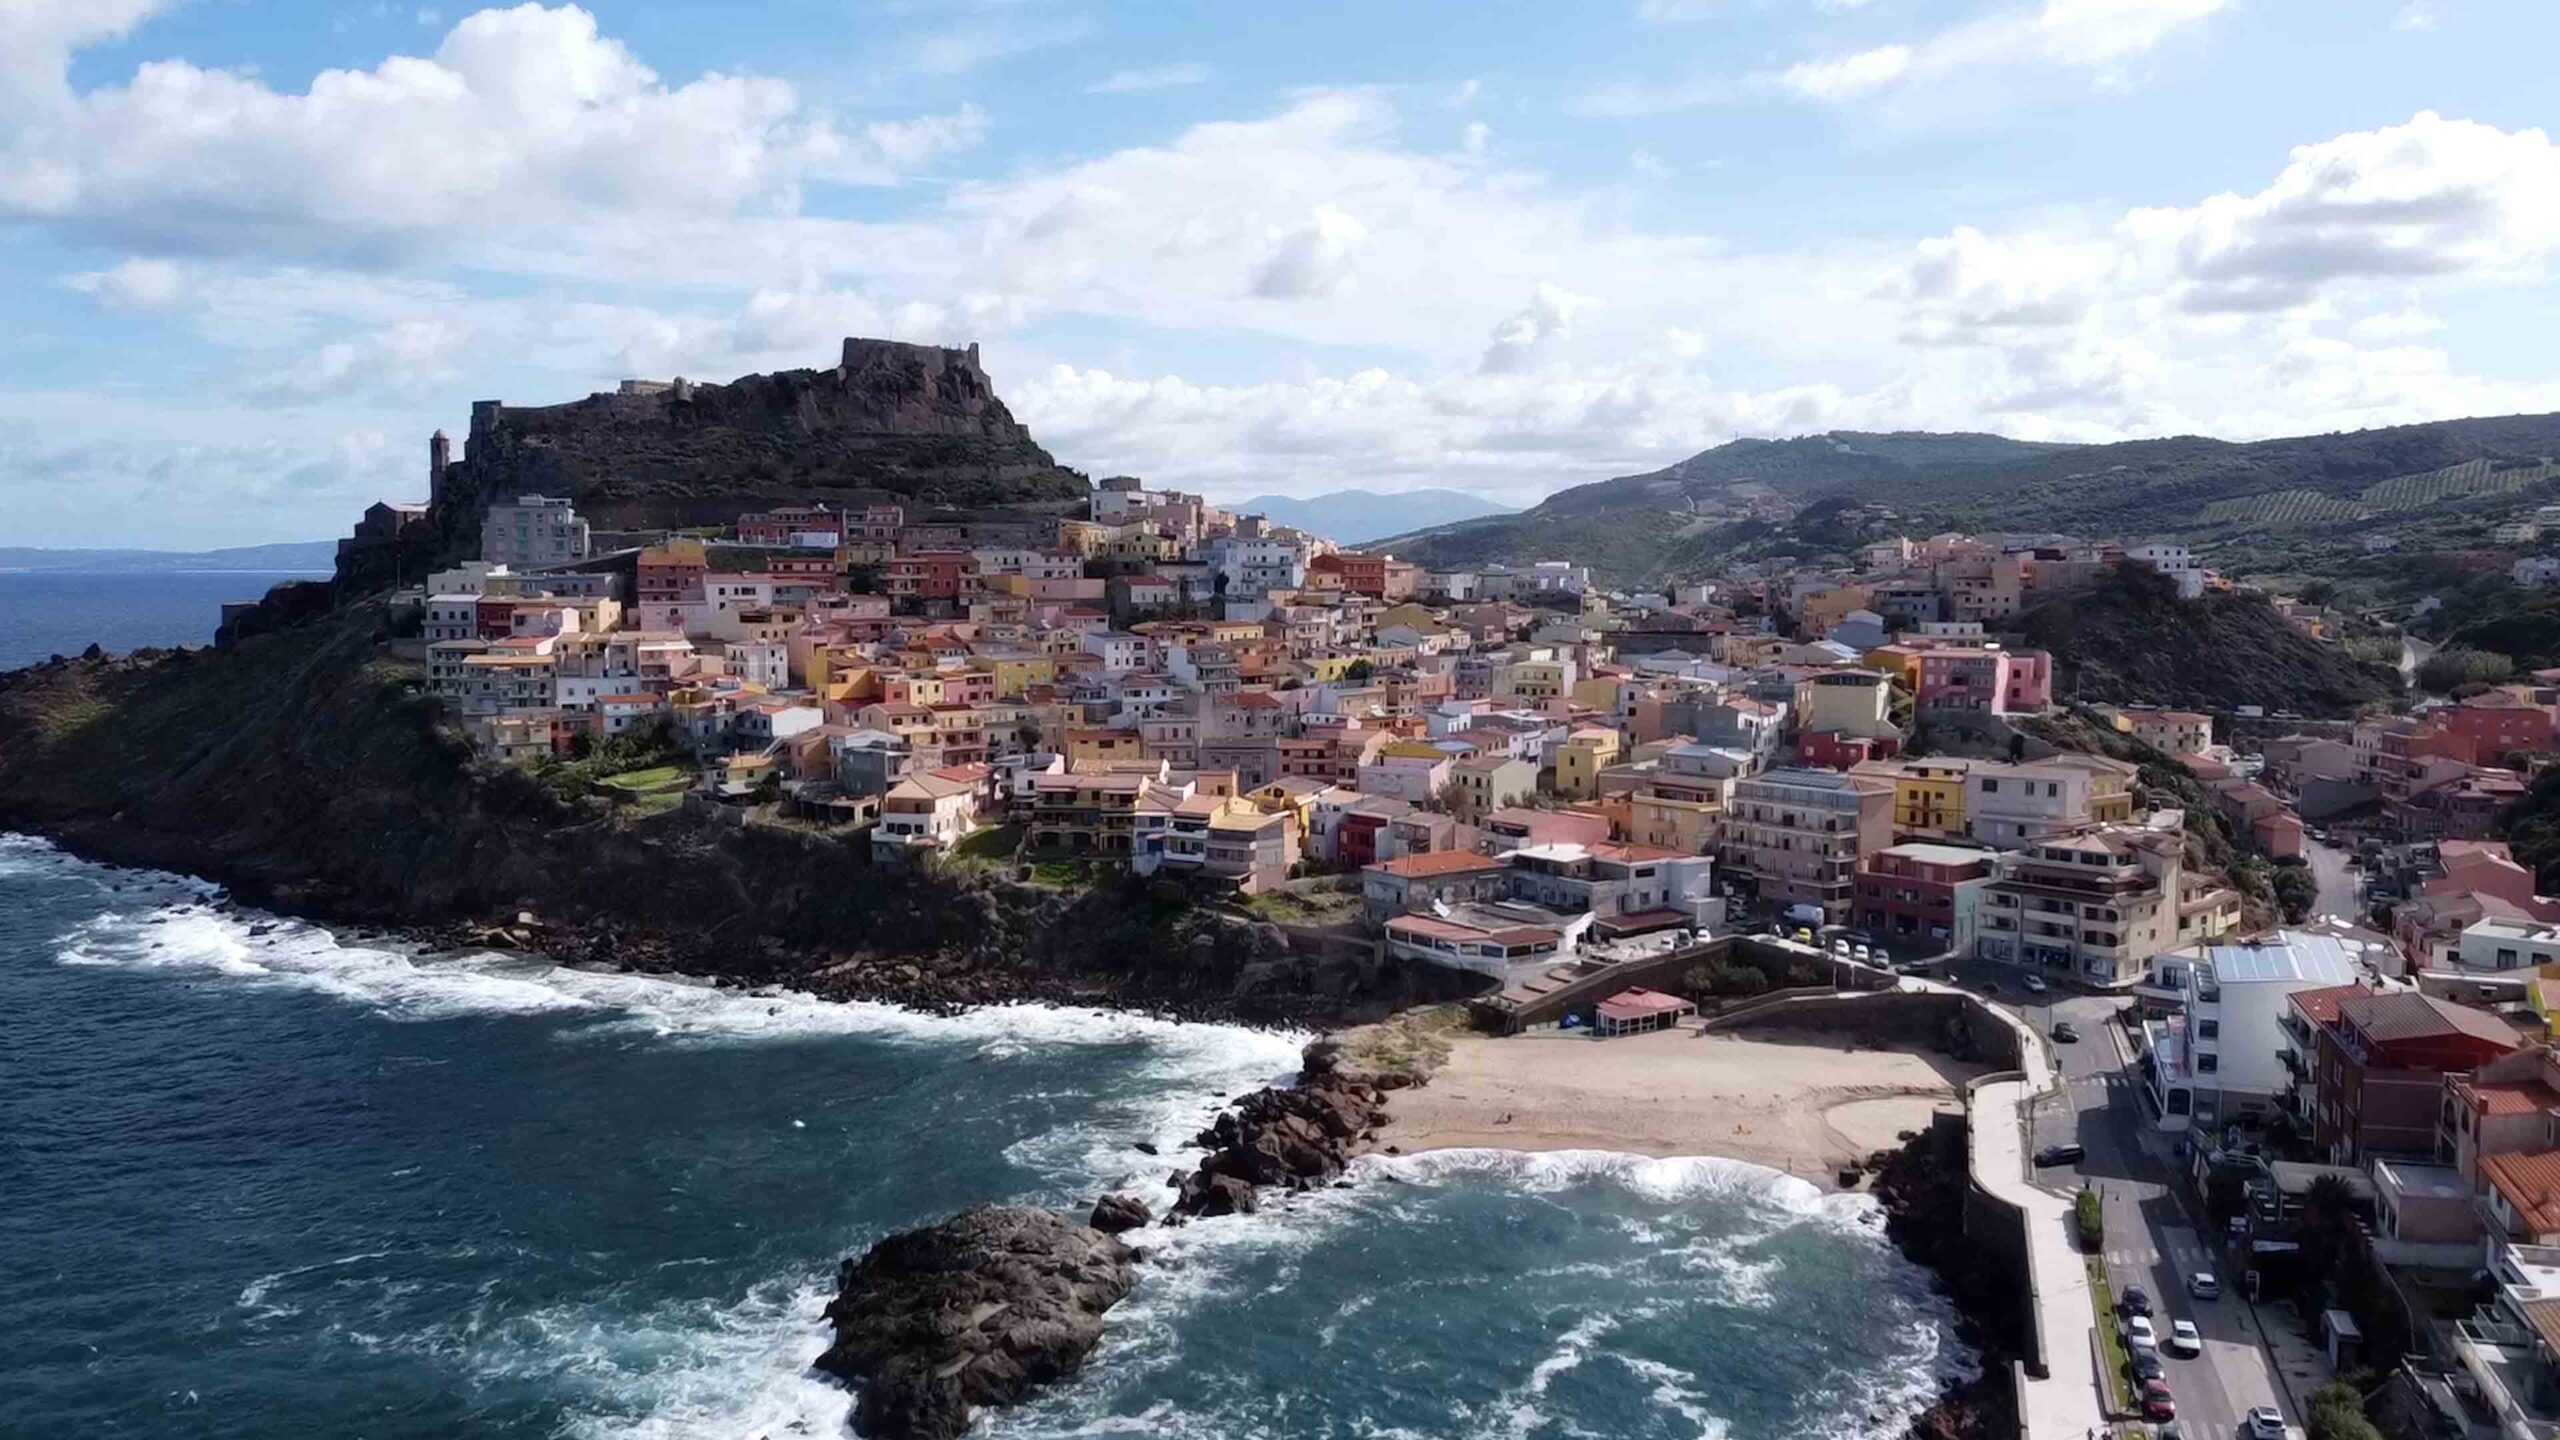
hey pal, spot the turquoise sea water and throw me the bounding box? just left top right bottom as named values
left=0, top=834, right=1970, bottom=1438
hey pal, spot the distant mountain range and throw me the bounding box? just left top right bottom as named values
left=0, top=541, right=337, bottom=573
left=1226, top=489, right=1514, bottom=544
left=1382, top=415, right=2560, bottom=587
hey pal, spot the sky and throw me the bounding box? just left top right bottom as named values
left=3, top=0, right=2558, bottom=548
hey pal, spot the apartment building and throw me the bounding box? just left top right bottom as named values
left=1979, top=819, right=2239, bottom=987
left=1853, top=756, right=1972, bottom=840
left=483, top=494, right=591, bottom=568
left=1853, top=843, right=1996, bottom=953
left=1721, top=767, right=1895, bottom=925
left=1965, top=754, right=2138, bottom=846
left=2311, top=991, right=2521, bottom=1166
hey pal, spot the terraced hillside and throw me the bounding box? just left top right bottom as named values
left=1384, top=414, right=2560, bottom=587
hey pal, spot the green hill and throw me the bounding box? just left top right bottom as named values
left=1385, top=413, right=2560, bottom=587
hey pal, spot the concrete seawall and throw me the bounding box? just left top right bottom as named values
left=1716, top=981, right=2097, bottom=1440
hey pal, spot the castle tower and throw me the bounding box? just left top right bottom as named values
left=429, top=429, right=451, bottom=504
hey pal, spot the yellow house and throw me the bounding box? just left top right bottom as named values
left=1067, top=727, right=1146, bottom=767
left=1862, top=644, right=1926, bottom=689
left=1571, top=674, right=1631, bottom=715
left=1631, top=782, right=1722, bottom=854
left=1372, top=603, right=1439, bottom=633
left=973, top=652, right=1058, bottom=698
left=1497, top=659, right=1570, bottom=704
left=1554, top=727, right=1622, bottom=799
left=1301, top=653, right=1365, bottom=682
left=1852, top=757, right=1971, bottom=839
left=1798, top=584, right=1872, bottom=632
left=1055, top=519, right=1109, bottom=557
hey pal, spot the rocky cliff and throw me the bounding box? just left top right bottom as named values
left=344, top=338, right=1090, bottom=593
left=0, top=607, right=1480, bottom=1023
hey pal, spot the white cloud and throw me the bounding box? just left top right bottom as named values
left=1769, top=0, right=2231, bottom=104
left=1777, top=45, right=1913, bottom=100
left=908, top=16, right=1090, bottom=77
left=1629, top=148, right=1673, bottom=179
left=67, top=256, right=190, bottom=309
left=1251, top=204, right=1371, bottom=299
left=0, top=3, right=986, bottom=260
left=2391, top=1, right=2439, bottom=30
left=1086, top=62, right=1213, bottom=94
left=2120, top=110, right=2560, bottom=313
left=2349, top=306, right=2444, bottom=340
left=1479, top=284, right=1594, bottom=374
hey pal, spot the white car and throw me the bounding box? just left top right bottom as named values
left=2021, top=973, right=2049, bottom=994
left=2125, top=1314, right=2158, bottom=1351
left=2246, top=1405, right=2287, bottom=1439
left=2188, top=1270, right=2220, bottom=1300
left=2168, top=1318, right=2202, bottom=1355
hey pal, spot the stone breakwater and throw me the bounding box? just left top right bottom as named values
left=1166, top=1072, right=1389, bottom=1219
left=816, top=1206, right=1138, bottom=1440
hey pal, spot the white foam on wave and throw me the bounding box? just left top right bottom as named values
left=469, top=1278, right=848, bottom=1440
left=1358, top=1145, right=1861, bottom=1219
left=15, top=836, right=1309, bottom=1080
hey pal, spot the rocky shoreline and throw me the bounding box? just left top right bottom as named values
left=1869, top=1118, right=2027, bottom=1440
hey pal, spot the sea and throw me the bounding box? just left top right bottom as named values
left=0, top=570, right=324, bottom=672
left=0, top=833, right=1973, bottom=1439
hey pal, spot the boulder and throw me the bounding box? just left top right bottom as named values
left=815, top=1206, right=1136, bottom=1440
left=1087, top=1194, right=1152, bottom=1235
left=1168, top=1075, right=1385, bottom=1220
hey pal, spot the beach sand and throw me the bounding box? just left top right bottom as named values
left=1367, top=1024, right=1983, bottom=1181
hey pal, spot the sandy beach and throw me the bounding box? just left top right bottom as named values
left=1368, top=1024, right=1983, bottom=1180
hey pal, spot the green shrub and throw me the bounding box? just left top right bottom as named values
left=2074, top=1187, right=2104, bottom=1252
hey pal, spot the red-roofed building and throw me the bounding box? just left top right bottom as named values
left=2312, top=990, right=2524, bottom=1164
left=1595, top=987, right=1697, bottom=1037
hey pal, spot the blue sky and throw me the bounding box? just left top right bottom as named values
left=4, top=0, right=2558, bottom=547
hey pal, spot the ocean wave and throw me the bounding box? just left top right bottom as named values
left=470, top=1279, right=848, bottom=1440
left=1357, top=1145, right=1864, bottom=1219
left=11, top=836, right=1308, bottom=1077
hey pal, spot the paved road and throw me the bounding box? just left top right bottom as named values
left=2028, top=991, right=2295, bottom=1439
left=2302, top=836, right=2360, bottom=922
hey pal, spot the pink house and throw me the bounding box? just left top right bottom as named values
left=1916, top=647, right=2051, bottom=716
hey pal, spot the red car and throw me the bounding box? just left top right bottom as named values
left=2139, top=1378, right=2177, bottom=1420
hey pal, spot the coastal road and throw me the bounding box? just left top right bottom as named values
left=2030, top=991, right=2294, bottom=1440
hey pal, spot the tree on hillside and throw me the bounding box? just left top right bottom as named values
left=2272, top=862, right=2319, bottom=923
left=2417, top=645, right=2514, bottom=693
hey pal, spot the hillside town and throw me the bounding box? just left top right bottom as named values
left=348, top=417, right=2560, bottom=1439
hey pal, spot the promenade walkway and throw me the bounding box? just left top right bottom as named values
left=1908, top=978, right=2108, bottom=1440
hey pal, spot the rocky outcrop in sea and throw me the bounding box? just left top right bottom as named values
left=815, top=1205, right=1137, bottom=1440
left=1168, top=1072, right=1386, bottom=1219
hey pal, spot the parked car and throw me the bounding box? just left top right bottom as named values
left=1853, top=944, right=1872, bottom=963
left=1983, top=979, right=2003, bottom=994
left=2138, top=1377, right=2176, bottom=1420
left=2118, top=1286, right=2153, bottom=1317
left=2188, top=1271, right=2220, bottom=1300
left=2167, top=1319, right=2201, bottom=1355
left=2021, top=973, right=2049, bottom=994
left=2033, top=1143, right=2085, bottom=1167
left=2052, top=1021, right=2080, bottom=1043
left=2129, top=1350, right=2165, bottom=1382
left=2246, top=1406, right=2286, bottom=1439
left=2125, top=1315, right=2158, bottom=1352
